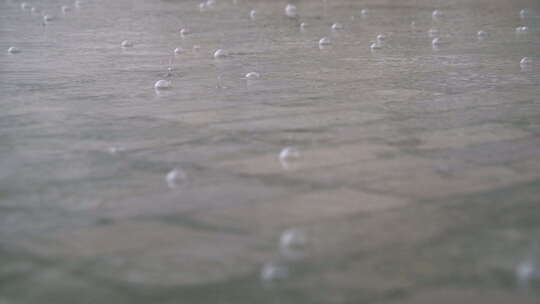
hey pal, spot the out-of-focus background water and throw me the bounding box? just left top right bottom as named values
left=1, top=0, right=540, bottom=303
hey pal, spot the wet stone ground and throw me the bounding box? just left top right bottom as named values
left=1, top=0, right=540, bottom=303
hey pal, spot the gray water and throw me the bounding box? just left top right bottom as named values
left=1, top=0, right=540, bottom=303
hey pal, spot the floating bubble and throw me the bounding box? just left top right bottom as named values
left=245, top=72, right=260, bottom=79
left=121, top=40, right=133, bottom=48
left=260, top=262, right=289, bottom=283
left=61, top=5, right=72, bottom=13
left=428, top=28, right=439, bottom=38
left=154, top=79, right=171, bottom=90
left=331, top=23, right=344, bottom=30
left=213, top=49, right=228, bottom=58
left=318, top=37, right=331, bottom=46
left=285, top=4, right=297, bottom=18
left=165, top=168, right=187, bottom=189
left=174, top=47, right=185, bottom=54
left=250, top=9, right=257, bottom=20
left=7, top=47, right=21, bottom=54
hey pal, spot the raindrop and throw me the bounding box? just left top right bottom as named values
left=331, top=23, right=344, bottom=30
left=285, top=3, right=297, bottom=18
left=165, top=168, right=187, bottom=189
left=121, top=40, right=133, bottom=48
left=154, top=79, right=171, bottom=90
left=318, top=37, right=331, bottom=46
left=213, top=49, right=228, bottom=59
left=245, top=72, right=260, bottom=79
left=7, top=47, right=21, bottom=54
left=260, top=262, right=289, bottom=283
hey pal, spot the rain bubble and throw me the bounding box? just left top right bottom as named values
left=7, top=47, right=21, bottom=54
left=477, top=30, right=488, bottom=39
left=154, top=79, right=171, bottom=90
left=61, top=5, right=72, bottom=13
left=43, top=15, right=55, bottom=22
left=260, top=262, right=289, bottom=283
left=432, top=37, right=442, bottom=46
left=318, top=37, right=331, bottom=46
left=213, top=49, right=228, bottom=59
left=205, top=0, right=216, bottom=9
left=198, top=2, right=206, bottom=11
left=516, top=26, right=529, bottom=34
left=250, top=9, right=257, bottom=20
left=174, top=47, right=185, bottom=54
left=331, top=23, right=344, bottom=30
left=520, top=57, right=532, bottom=65
left=245, top=72, right=260, bottom=80
left=31, top=7, right=41, bottom=14
left=121, top=40, right=133, bottom=48
left=516, top=260, right=540, bottom=290
left=279, top=147, right=301, bottom=169
left=180, top=28, right=191, bottom=37
left=428, top=28, right=439, bottom=37
left=520, top=9, right=531, bottom=19
left=300, top=22, right=307, bottom=30
left=376, top=34, right=386, bottom=43
left=285, top=4, right=297, bottom=18
left=21, top=2, right=31, bottom=10
left=370, top=42, right=382, bottom=50
left=432, top=9, right=442, bottom=19
left=108, top=146, right=126, bottom=155
left=360, top=8, right=369, bottom=16
left=279, top=229, right=308, bottom=260
left=165, top=168, right=187, bottom=189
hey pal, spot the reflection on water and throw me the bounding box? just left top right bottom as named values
left=1, top=0, right=540, bottom=303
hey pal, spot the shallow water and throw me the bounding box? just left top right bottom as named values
left=1, top=0, right=540, bottom=303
